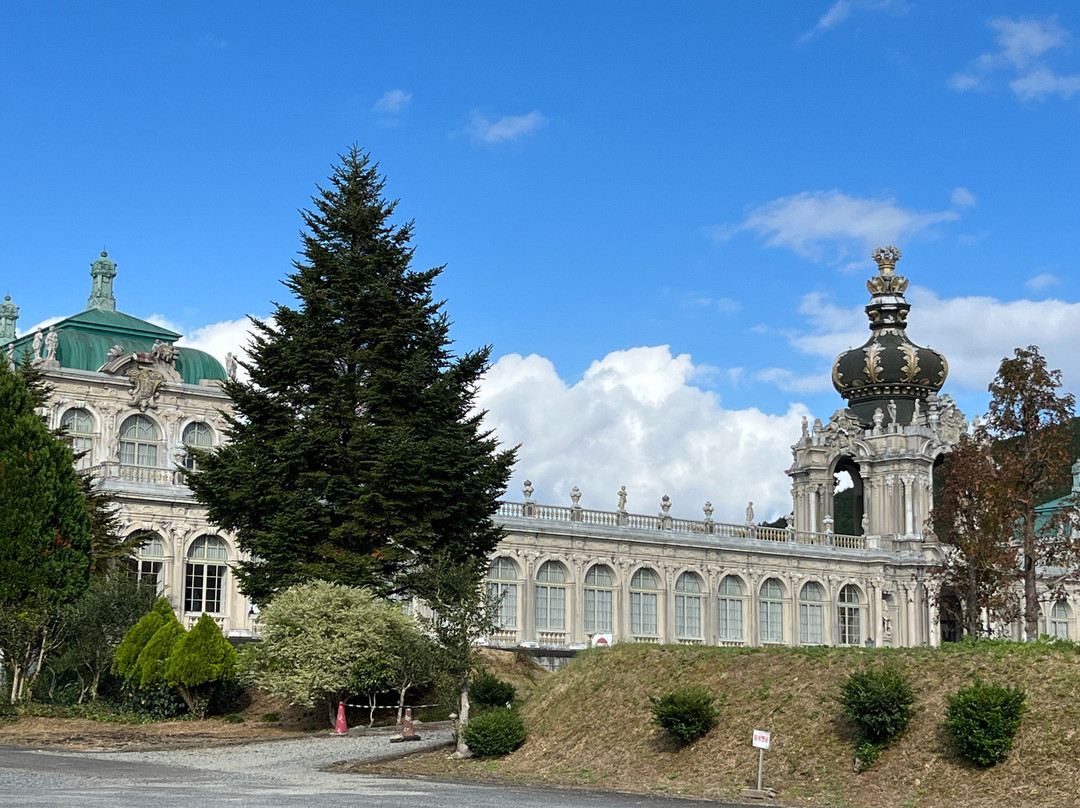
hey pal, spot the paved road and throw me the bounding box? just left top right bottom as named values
left=0, top=736, right=744, bottom=807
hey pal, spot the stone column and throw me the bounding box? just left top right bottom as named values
left=927, top=589, right=940, bottom=648
left=903, top=475, right=915, bottom=536
left=905, top=585, right=917, bottom=647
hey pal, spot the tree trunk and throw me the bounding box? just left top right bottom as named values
left=1023, top=520, right=1040, bottom=641
left=452, top=686, right=472, bottom=758
left=396, top=684, right=411, bottom=726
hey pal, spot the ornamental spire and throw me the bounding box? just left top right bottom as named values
left=0, top=294, right=18, bottom=342
left=87, top=250, right=117, bottom=312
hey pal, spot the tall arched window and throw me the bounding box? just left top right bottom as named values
left=584, top=564, right=614, bottom=634
left=1050, top=601, right=1070, bottom=639
left=130, top=532, right=165, bottom=595
left=61, top=408, right=95, bottom=469
left=838, top=584, right=862, bottom=646
left=119, top=415, right=160, bottom=467
left=675, top=572, right=703, bottom=640
left=181, top=421, right=213, bottom=471
left=534, top=561, right=567, bottom=632
left=759, top=578, right=784, bottom=644
left=184, top=536, right=228, bottom=614
left=487, top=557, right=518, bottom=630
left=800, top=581, right=825, bottom=645
left=718, top=575, right=744, bottom=642
left=630, top=568, right=660, bottom=637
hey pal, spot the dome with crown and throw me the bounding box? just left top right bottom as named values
left=831, top=246, right=948, bottom=425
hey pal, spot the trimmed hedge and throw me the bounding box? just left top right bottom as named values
left=649, top=686, right=718, bottom=744
left=839, top=665, right=915, bottom=745
left=462, top=708, right=527, bottom=757
left=945, top=680, right=1026, bottom=767
left=470, top=672, right=516, bottom=709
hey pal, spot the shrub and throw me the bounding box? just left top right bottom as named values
left=222, top=713, right=245, bottom=724
left=461, top=708, right=527, bottom=757
left=261, top=711, right=282, bottom=723
left=945, top=680, right=1026, bottom=766
left=649, top=686, right=718, bottom=744
left=470, top=671, right=516, bottom=709
left=839, top=666, right=915, bottom=746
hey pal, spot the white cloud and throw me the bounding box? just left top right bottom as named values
left=476, top=346, right=809, bottom=522
left=176, top=316, right=265, bottom=381
left=951, top=186, right=976, bottom=207
left=800, top=0, right=905, bottom=42
left=754, top=367, right=832, bottom=394
left=713, top=190, right=959, bottom=262
left=465, top=110, right=546, bottom=144
left=373, top=89, right=412, bottom=114
left=951, top=16, right=1080, bottom=101
left=1025, top=272, right=1059, bottom=292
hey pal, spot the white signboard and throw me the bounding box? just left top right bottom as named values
left=752, top=729, right=771, bottom=749
left=590, top=634, right=613, bottom=647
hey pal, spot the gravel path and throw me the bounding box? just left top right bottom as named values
left=88, top=727, right=455, bottom=787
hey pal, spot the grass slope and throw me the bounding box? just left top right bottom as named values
left=497, top=641, right=1080, bottom=807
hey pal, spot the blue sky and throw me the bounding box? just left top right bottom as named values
left=4, top=2, right=1080, bottom=521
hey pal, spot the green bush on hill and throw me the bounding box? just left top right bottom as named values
left=462, top=708, right=527, bottom=757
left=649, top=685, right=718, bottom=745
left=839, top=665, right=916, bottom=768
left=470, top=671, right=516, bottom=710
left=945, top=679, right=1026, bottom=767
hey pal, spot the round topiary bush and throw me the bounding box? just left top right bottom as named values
left=649, top=686, right=718, bottom=744
left=469, top=671, right=517, bottom=709
left=839, top=665, right=916, bottom=746
left=461, top=708, right=527, bottom=757
left=945, top=679, right=1026, bottom=767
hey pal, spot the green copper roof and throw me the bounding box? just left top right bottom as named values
left=6, top=308, right=226, bottom=385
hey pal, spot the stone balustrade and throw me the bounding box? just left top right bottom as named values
left=87, top=461, right=186, bottom=487
left=496, top=498, right=867, bottom=551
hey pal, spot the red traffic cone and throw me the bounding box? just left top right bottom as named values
left=332, top=701, right=348, bottom=736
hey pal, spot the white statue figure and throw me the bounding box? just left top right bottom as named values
left=861, top=512, right=870, bottom=535
left=6, top=342, right=14, bottom=371
left=887, top=398, right=897, bottom=425
left=617, top=485, right=628, bottom=512
left=882, top=610, right=893, bottom=646
left=801, top=416, right=809, bottom=439
left=570, top=486, right=582, bottom=507
left=107, top=344, right=125, bottom=361
left=31, top=330, right=42, bottom=359
left=703, top=500, right=713, bottom=520
left=660, top=495, right=672, bottom=516
left=911, top=398, right=921, bottom=425
left=745, top=501, right=755, bottom=525
left=522, top=479, right=534, bottom=501
left=226, top=351, right=238, bottom=380
left=44, top=325, right=58, bottom=361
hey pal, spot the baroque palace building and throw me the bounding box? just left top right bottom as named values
left=4, top=247, right=1074, bottom=648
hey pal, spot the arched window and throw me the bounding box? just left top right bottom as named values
left=630, top=568, right=660, bottom=637
left=584, top=564, right=614, bottom=634
left=119, top=415, right=160, bottom=468
left=800, top=581, right=825, bottom=645
left=61, top=408, right=95, bottom=469
left=718, top=575, right=744, bottom=642
left=838, top=585, right=862, bottom=646
left=1050, top=601, right=1070, bottom=639
left=184, top=536, right=228, bottom=614
left=759, top=578, right=784, bottom=644
left=130, top=532, right=165, bottom=595
left=534, top=561, right=567, bottom=632
left=487, top=557, right=518, bottom=630
left=675, top=572, right=703, bottom=640
left=181, top=421, right=214, bottom=471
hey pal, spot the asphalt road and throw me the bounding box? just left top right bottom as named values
left=0, top=740, right=745, bottom=807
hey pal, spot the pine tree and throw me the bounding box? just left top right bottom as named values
left=166, top=613, right=237, bottom=717
left=187, top=148, right=515, bottom=603
left=0, top=362, right=93, bottom=702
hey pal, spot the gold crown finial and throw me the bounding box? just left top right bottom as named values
left=872, top=245, right=901, bottom=274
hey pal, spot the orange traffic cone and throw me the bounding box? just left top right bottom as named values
left=331, top=701, right=348, bottom=736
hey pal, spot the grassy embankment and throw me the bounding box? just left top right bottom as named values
left=381, top=641, right=1080, bottom=808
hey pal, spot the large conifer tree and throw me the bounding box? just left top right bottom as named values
left=188, top=148, right=515, bottom=604
left=0, top=361, right=93, bottom=701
